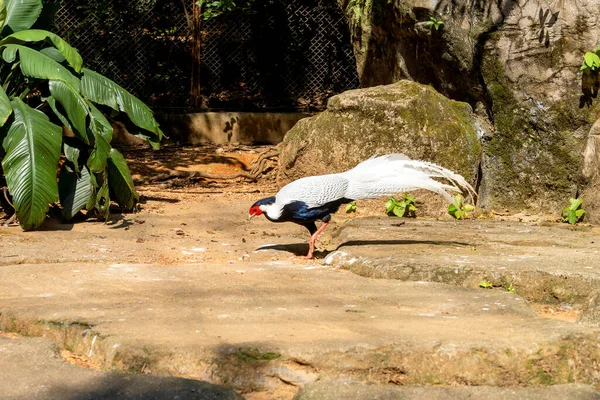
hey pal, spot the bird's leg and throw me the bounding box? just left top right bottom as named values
left=305, top=221, right=329, bottom=259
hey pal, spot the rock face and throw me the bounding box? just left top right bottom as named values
left=277, top=81, right=486, bottom=193
left=314, top=0, right=600, bottom=214
left=581, top=118, right=600, bottom=223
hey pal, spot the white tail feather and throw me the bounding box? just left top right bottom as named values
left=341, top=154, right=476, bottom=206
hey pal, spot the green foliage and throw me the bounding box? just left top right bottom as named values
left=479, top=279, right=493, bottom=289
left=507, top=283, right=516, bottom=293
left=345, top=0, right=372, bottom=31
left=345, top=200, right=357, bottom=213
left=560, top=198, right=585, bottom=225
left=447, top=194, right=474, bottom=220
left=195, top=0, right=254, bottom=20
left=385, top=193, right=417, bottom=218
left=345, top=0, right=392, bottom=31
left=0, top=0, right=163, bottom=230
left=580, top=46, right=600, bottom=74
left=425, top=16, right=445, bottom=31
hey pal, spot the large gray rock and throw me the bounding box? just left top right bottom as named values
left=581, top=118, right=600, bottom=223
left=277, top=80, right=486, bottom=201
left=336, top=0, right=600, bottom=214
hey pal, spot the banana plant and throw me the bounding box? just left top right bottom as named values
left=0, top=0, right=163, bottom=230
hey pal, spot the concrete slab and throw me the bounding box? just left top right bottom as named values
left=0, top=335, right=242, bottom=400
left=294, top=380, right=600, bottom=400
left=153, top=112, right=310, bottom=145
left=1, top=260, right=599, bottom=392
left=3, top=186, right=600, bottom=398
left=325, top=217, right=600, bottom=311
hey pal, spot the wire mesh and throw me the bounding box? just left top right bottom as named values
left=198, top=0, right=360, bottom=110
left=51, top=0, right=359, bottom=112
left=52, top=0, right=194, bottom=112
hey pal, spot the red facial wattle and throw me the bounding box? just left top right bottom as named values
left=249, top=206, right=263, bottom=216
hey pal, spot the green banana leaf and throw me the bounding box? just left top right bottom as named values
left=2, top=0, right=42, bottom=35
left=46, top=95, right=73, bottom=131
left=0, top=84, right=12, bottom=126
left=1, top=98, right=62, bottom=230
left=88, top=170, right=110, bottom=220
left=39, top=46, right=65, bottom=63
left=86, top=101, right=112, bottom=173
left=63, top=140, right=81, bottom=174
left=0, top=1, right=6, bottom=36
left=0, top=29, right=82, bottom=72
left=48, top=80, right=89, bottom=143
left=2, top=44, right=80, bottom=90
left=81, top=68, right=162, bottom=140
left=107, top=148, right=139, bottom=209
left=59, top=164, right=93, bottom=220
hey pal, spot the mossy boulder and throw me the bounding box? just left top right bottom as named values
left=337, top=0, right=600, bottom=216
left=277, top=80, right=486, bottom=191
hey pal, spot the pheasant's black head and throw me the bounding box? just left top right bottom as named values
left=249, top=196, right=276, bottom=218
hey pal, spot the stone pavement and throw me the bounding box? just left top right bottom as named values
left=2, top=194, right=600, bottom=398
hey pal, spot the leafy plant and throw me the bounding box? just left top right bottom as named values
left=507, top=283, right=516, bottom=293
left=345, top=0, right=392, bottom=32
left=425, top=16, right=445, bottom=31
left=195, top=0, right=254, bottom=20
left=580, top=46, right=600, bottom=74
left=345, top=0, right=372, bottom=31
left=0, top=0, right=163, bottom=230
left=447, top=194, right=474, bottom=220
left=561, top=198, right=585, bottom=225
left=346, top=200, right=357, bottom=213
left=385, top=193, right=417, bottom=218
left=479, top=279, right=493, bottom=289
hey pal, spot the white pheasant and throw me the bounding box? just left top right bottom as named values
left=249, top=154, right=476, bottom=259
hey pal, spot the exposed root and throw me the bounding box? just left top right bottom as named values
left=3, top=213, right=18, bottom=226
left=1, top=187, right=18, bottom=226
left=149, top=147, right=280, bottom=183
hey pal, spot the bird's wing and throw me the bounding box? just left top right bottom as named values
left=276, top=174, right=349, bottom=208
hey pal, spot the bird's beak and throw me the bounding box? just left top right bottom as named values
left=248, top=214, right=255, bottom=220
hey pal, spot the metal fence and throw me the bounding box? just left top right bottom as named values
left=52, top=0, right=195, bottom=112
left=52, top=0, right=359, bottom=112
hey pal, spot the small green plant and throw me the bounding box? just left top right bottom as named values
left=447, top=195, right=474, bottom=220
left=561, top=198, right=585, bottom=225
left=580, top=46, right=600, bottom=74
left=385, top=193, right=416, bottom=218
left=346, top=200, right=357, bottom=213
left=425, top=16, right=445, bottom=31
left=195, top=0, right=254, bottom=20
left=507, top=283, right=516, bottom=293
left=479, top=279, right=493, bottom=289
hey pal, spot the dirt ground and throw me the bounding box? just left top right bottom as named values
left=1, top=144, right=600, bottom=399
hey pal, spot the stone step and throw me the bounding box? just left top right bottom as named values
left=1, top=260, right=599, bottom=395
left=0, top=335, right=242, bottom=400
left=325, top=217, right=600, bottom=317
left=294, top=380, right=600, bottom=400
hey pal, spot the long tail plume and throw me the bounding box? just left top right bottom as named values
left=342, top=154, right=476, bottom=206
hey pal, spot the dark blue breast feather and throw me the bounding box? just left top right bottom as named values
left=277, top=198, right=353, bottom=224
